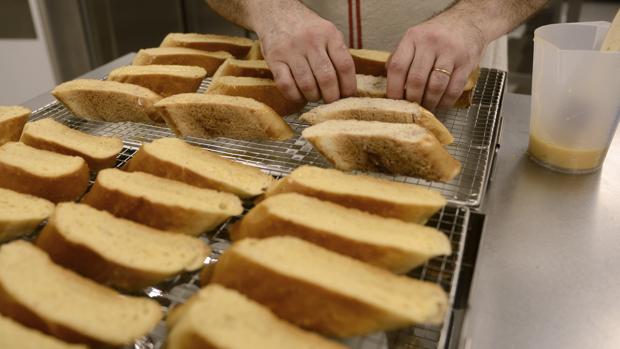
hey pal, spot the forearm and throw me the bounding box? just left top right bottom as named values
left=205, top=0, right=311, bottom=35
left=437, top=0, right=549, bottom=44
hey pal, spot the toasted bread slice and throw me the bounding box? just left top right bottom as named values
left=0, top=313, right=88, bottom=349
left=0, top=188, right=54, bottom=243
left=264, top=166, right=445, bottom=223
left=302, top=120, right=461, bottom=182
left=20, top=118, right=123, bottom=171
left=126, top=138, right=275, bottom=198
left=207, top=76, right=306, bottom=116
left=160, top=33, right=254, bottom=58
left=0, top=142, right=89, bottom=203
left=349, top=48, right=390, bottom=76
left=245, top=40, right=263, bottom=60
left=108, top=64, right=207, bottom=97
left=210, top=236, right=448, bottom=337
left=355, top=74, right=387, bottom=98
left=52, top=79, right=163, bottom=123
left=231, top=193, right=451, bottom=273
left=82, top=169, right=243, bottom=235
left=133, top=47, right=232, bottom=77
left=213, top=58, right=273, bottom=79
left=155, top=93, right=294, bottom=141
left=300, top=97, right=453, bottom=144
left=0, top=106, right=30, bottom=146
left=0, top=241, right=162, bottom=347
left=167, top=285, right=346, bottom=349
left=36, top=202, right=210, bottom=290
left=454, top=66, right=480, bottom=108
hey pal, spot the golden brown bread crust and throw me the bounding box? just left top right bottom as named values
left=81, top=177, right=236, bottom=236
left=206, top=77, right=306, bottom=116
left=19, top=132, right=120, bottom=172
left=230, top=204, right=433, bottom=273
left=0, top=111, right=29, bottom=146
left=454, top=66, right=480, bottom=108
left=212, top=59, right=273, bottom=79
left=264, top=176, right=441, bottom=224
left=132, top=48, right=232, bottom=77
left=35, top=222, right=197, bottom=291
left=160, top=34, right=253, bottom=58
left=245, top=41, right=263, bottom=60
left=210, top=249, right=409, bottom=337
left=0, top=160, right=89, bottom=203
left=0, top=281, right=105, bottom=347
left=349, top=49, right=390, bottom=76
left=108, top=73, right=204, bottom=98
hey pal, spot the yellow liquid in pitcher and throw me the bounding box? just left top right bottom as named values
left=528, top=134, right=605, bottom=171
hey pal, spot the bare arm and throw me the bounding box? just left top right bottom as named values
left=387, top=0, right=549, bottom=110
left=206, top=0, right=356, bottom=103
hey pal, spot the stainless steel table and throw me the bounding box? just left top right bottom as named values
left=461, top=93, right=620, bottom=349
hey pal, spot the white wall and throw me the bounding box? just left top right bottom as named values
left=0, top=0, right=56, bottom=105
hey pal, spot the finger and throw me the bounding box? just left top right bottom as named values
left=404, top=49, right=434, bottom=105
left=386, top=40, right=415, bottom=99
left=288, top=56, right=321, bottom=102
left=308, top=48, right=340, bottom=103
left=422, top=57, right=454, bottom=110
left=437, top=65, right=469, bottom=109
left=269, top=61, right=304, bottom=102
left=327, top=38, right=356, bottom=98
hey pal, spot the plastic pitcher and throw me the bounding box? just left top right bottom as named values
left=529, top=22, right=620, bottom=173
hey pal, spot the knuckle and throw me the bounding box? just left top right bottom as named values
left=297, top=79, right=316, bottom=93
left=427, top=81, right=445, bottom=94
left=316, top=72, right=335, bottom=86
left=388, top=60, right=407, bottom=74
left=408, top=72, right=427, bottom=87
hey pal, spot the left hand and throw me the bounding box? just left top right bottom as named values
left=386, top=15, right=486, bottom=110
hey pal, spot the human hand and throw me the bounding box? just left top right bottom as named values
left=386, top=15, right=486, bottom=110
left=254, top=7, right=356, bottom=103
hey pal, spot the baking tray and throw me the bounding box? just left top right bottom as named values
left=30, top=68, right=506, bottom=207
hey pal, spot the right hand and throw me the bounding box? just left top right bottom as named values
left=254, top=9, right=356, bottom=103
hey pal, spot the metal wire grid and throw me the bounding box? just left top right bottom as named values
left=29, top=69, right=505, bottom=207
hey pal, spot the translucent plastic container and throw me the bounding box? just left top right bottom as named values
left=529, top=22, right=620, bottom=173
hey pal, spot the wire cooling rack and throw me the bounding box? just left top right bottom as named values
left=30, top=68, right=505, bottom=207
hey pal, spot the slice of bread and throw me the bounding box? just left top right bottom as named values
left=36, top=202, right=210, bottom=290
left=155, top=93, right=294, bottom=141
left=166, top=284, right=346, bottom=349
left=231, top=193, right=451, bottom=273
left=0, top=188, right=54, bottom=243
left=355, top=74, right=387, bottom=98
left=454, top=66, right=480, bottom=108
left=302, top=120, right=461, bottom=182
left=133, top=47, right=233, bottom=77
left=264, top=166, right=445, bottom=224
left=160, top=33, right=254, bottom=58
left=0, top=241, right=162, bottom=347
left=206, top=76, right=306, bottom=116
left=300, top=97, right=453, bottom=144
left=245, top=40, right=263, bottom=60
left=20, top=118, right=123, bottom=171
left=126, top=137, right=275, bottom=198
left=0, top=105, right=30, bottom=146
left=108, top=64, right=207, bottom=97
left=82, top=168, right=243, bottom=235
left=0, top=142, right=89, bottom=203
left=349, top=48, right=390, bottom=76
left=210, top=236, right=448, bottom=337
left=213, top=58, right=273, bottom=79
left=0, top=313, right=88, bottom=349
left=52, top=79, right=163, bottom=123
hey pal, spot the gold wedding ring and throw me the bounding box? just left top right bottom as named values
left=433, top=67, right=452, bottom=77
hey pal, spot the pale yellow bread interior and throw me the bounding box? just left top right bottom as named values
left=355, top=74, right=387, bottom=98
left=213, top=58, right=273, bottom=79
left=213, top=237, right=448, bottom=331
left=109, top=64, right=207, bottom=78
left=0, top=142, right=86, bottom=178
left=0, top=106, right=31, bottom=145
left=300, top=97, right=453, bottom=144
left=161, top=33, right=254, bottom=57
left=132, top=47, right=233, bottom=76
left=155, top=93, right=294, bottom=140
left=166, top=284, right=346, bottom=349
left=41, top=202, right=210, bottom=275
left=0, top=313, right=88, bottom=349
left=234, top=193, right=451, bottom=273
left=126, top=137, right=275, bottom=198
left=265, top=165, right=446, bottom=223
left=0, top=105, right=30, bottom=121
left=0, top=188, right=54, bottom=242
left=0, top=241, right=162, bottom=346
left=21, top=118, right=123, bottom=161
